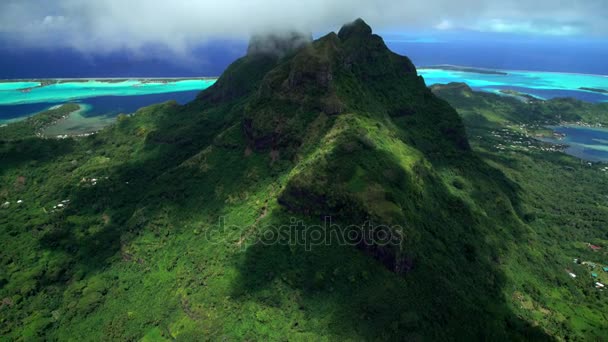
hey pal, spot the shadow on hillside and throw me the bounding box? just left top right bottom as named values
left=433, top=152, right=528, bottom=223
left=36, top=101, right=234, bottom=268
left=36, top=98, right=262, bottom=273
left=231, top=147, right=551, bottom=340
left=0, top=138, right=74, bottom=177
left=32, top=97, right=550, bottom=339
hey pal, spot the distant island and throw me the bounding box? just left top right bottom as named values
left=498, top=89, right=542, bottom=102
left=579, top=87, right=608, bottom=94
left=421, top=64, right=508, bottom=75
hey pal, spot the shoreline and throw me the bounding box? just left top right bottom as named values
left=418, top=64, right=608, bottom=78
left=41, top=103, right=105, bottom=138
left=536, top=125, right=608, bottom=163
left=555, top=123, right=607, bottom=130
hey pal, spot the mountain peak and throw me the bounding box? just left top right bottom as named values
left=203, top=18, right=467, bottom=156
left=338, top=18, right=372, bottom=40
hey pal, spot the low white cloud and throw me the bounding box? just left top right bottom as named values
left=0, top=0, right=605, bottom=53
left=42, top=15, right=66, bottom=25
left=476, top=19, right=584, bottom=36
left=435, top=20, right=453, bottom=31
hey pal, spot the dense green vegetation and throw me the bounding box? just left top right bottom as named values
left=431, top=82, right=608, bottom=127
left=1, top=19, right=607, bottom=340
left=431, top=82, right=608, bottom=339
left=0, top=103, right=80, bottom=141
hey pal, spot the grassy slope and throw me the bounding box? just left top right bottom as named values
left=1, top=21, right=607, bottom=341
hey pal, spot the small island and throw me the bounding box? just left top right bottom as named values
left=421, top=64, right=508, bottom=75
left=579, top=87, right=608, bottom=94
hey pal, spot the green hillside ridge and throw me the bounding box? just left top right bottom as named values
left=0, top=19, right=606, bottom=340
left=431, top=82, right=608, bottom=127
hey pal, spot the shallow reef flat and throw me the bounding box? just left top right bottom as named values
left=0, top=78, right=217, bottom=106
left=419, top=67, right=608, bottom=103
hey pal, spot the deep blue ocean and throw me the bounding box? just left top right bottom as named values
left=387, top=37, right=608, bottom=75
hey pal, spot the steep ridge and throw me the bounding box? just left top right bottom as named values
left=188, top=19, right=538, bottom=338
left=198, top=19, right=504, bottom=272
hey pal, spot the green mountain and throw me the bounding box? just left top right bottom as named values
left=1, top=19, right=606, bottom=340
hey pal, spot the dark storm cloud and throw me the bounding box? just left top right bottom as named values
left=0, top=0, right=606, bottom=52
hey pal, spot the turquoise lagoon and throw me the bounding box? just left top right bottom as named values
left=0, top=78, right=216, bottom=134
left=1, top=67, right=608, bottom=136
left=419, top=68, right=608, bottom=103
left=0, top=79, right=215, bottom=106
left=0, top=79, right=216, bottom=131
left=0, top=82, right=42, bottom=91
